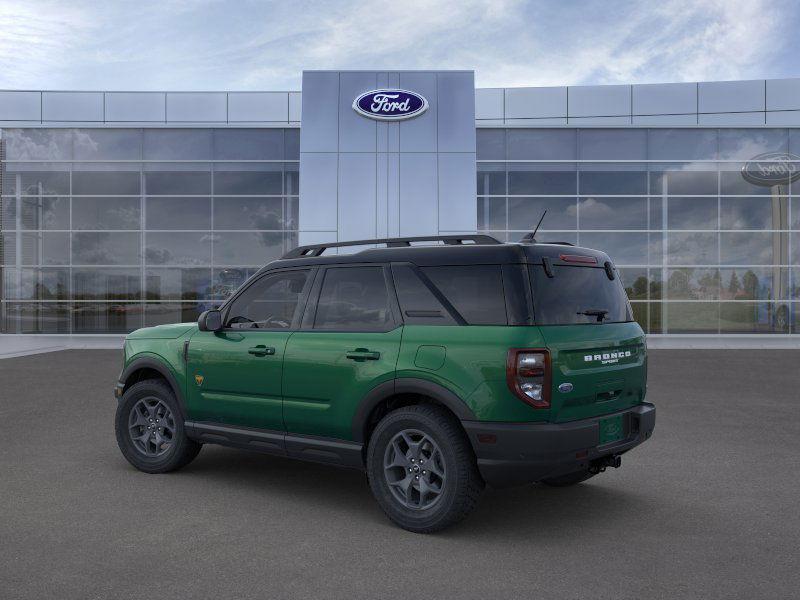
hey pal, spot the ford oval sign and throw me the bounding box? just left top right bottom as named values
left=353, top=89, right=428, bottom=121
left=742, top=152, right=800, bottom=187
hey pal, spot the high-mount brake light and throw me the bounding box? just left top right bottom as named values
left=506, top=349, right=551, bottom=409
left=559, top=254, right=597, bottom=264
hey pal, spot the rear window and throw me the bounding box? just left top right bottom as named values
left=530, top=264, right=632, bottom=325
left=422, top=265, right=507, bottom=325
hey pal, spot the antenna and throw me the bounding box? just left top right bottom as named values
left=520, top=210, right=547, bottom=244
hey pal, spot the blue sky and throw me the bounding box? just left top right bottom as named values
left=1, top=0, right=798, bottom=90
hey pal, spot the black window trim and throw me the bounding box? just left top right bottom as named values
left=219, top=265, right=316, bottom=332
left=300, top=263, right=402, bottom=333
left=390, top=262, right=467, bottom=326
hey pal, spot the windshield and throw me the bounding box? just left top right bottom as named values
left=530, top=264, right=633, bottom=325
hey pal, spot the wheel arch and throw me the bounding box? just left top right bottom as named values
left=352, top=378, right=476, bottom=445
left=120, top=356, right=187, bottom=419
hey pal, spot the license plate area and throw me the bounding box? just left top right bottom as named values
left=598, top=414, right=625, bottom=445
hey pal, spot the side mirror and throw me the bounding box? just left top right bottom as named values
left=198, top=310, right=223, bottom=332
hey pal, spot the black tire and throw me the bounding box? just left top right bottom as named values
left=540, top=469, right=595, bottom=487
left=367, top=404, right=484, bottom=533
left=115, top=379, right=201, bottom=474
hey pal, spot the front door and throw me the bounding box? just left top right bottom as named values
left=283, top=265, right=402, bottom=440
left=186, top=268, right=313, bottom=430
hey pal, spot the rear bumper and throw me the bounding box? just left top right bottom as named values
left=462, top=403, right=655, bottom=488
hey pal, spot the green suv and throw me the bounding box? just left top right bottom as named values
left=114, top=235, right=655, bottom=532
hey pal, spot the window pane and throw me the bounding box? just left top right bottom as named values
left=666, top=268, right=720, bottom=300
left=666, top=232, right=718, bottom=265
left=20, top=196, right=69, bottom=230
left=144, top=302, right=209, bottom=327
left=143, top=129, right=213, bottom=160
left=3, top=302, right=71, bottom=333
left=476, top=129, right=505, bottom=160
left=719, top=267, right=783, bottom=301
left=579, top=171, right=647, bottom=195
left=72, top=197, right=140, bottom=230
left=284, top=163, right=299, bottom=195
left=214, top=129, right=283, bottom=160
left=422, top=265, right=507, bottom=325
left=212, top=267, right=259, bottom=301
left=507, top=129, right=576, bottom=160
left=144, top=171, right=211, bottom=195
left=145, top=197, right=211, bottom=230
left=649, top=170, right=717, bottom=195
left=4, top=129, right=72, bottom=160
left=314, top=267, right=392, bottom=330
left=664, top=302, right=719, bottom=333
left=73, top=129, right=141, bottom=160
left=720, top=168, right=774, bottom=195
left=578, top=197, right=647, bottom=230
left=72, top=232, right=140, bottom=265
left=213, top=232, right=284, bottom=265
left=477, top=197, right=506, bottom=230
left=72, top=303, right=142, bottom=333
left=213, top=169, right=283, bottom=195
left=618, top=267, right=649, bottom=301
left=72, top=268, right=141, bottom=300
left=285, top=129, right=300, bottom=159
left=508, top=197, right=577, bottom=230
left=719, top=302, right=776, bottom=333
left=10, top=170, right=70, bottom=195
left=145, top=232, right=212, bottom=265
left=3, top=267, right=69, bottom=300
left=476, top=166, right=506, bottom=195
left=578, top=129, right=646, bottom=160
left=720, top=197, right=782, bottom=230
left=667, top=197, right=718, bottom=230
left=720, top=232, right=776, bottom=265
left=226, top=270, right=309, bottom=329
left=72, top=171, right=141, bottom=195
left=648, top=129, right=718, bottom=161
left=508, top=169, right=576, bottom=195
left=579, top=232, right=649, bottom=265
left=145, top=268, right=213, bottom=300
left=1, top=197, right=16, bottom=226
left=718, top=129, right=788, bottom=160
left=391, top=265, right=456, bottom=325
left=18, top=232, right=70, bottom=265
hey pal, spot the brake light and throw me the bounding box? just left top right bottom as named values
left=506, top=349, right=551, bottom=409
left=559, top=254, right=597, bottom=264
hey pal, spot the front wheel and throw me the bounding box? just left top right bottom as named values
left=115, top=379, right=201, bottom=473
left=367, top=405, right=484, bottom=533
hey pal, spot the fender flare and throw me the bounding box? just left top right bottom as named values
left=351, top=377, right=476, bottom=443
left=119, top=356, right=187, bottom=419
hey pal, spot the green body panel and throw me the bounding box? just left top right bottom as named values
left=539, top=322, right=647, bottom=422
left=282, top=327, right=403, bottom=439
left=397, top=325, right=549, bottom=422
left=185, top=329, right=291, bottom=429
left=123, top=327, right=194, bottom=405
left=126, top=323, right=196, bottom=340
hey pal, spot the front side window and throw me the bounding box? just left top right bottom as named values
left=225, top=269, right=309, bottom=329
left=314, top=267, right=392, bottom=331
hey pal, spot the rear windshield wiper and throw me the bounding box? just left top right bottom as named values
left=577, top=309, right=609, bottom=323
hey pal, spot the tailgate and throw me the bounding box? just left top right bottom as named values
left=540, top=322, right=646, bottom=422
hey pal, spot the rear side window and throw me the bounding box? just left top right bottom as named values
left=314, top=266, right=393, bottom=331
left=391, top=265, right=456, bottom=325
left=530, top=265, right=632, bottom=325
left=421, top=265, right=507, bottom=325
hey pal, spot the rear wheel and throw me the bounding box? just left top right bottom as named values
left=115, top=379, right=201, bottom=473
left=367, top=405, right=484, bottom=533
left=540, top=469, right=595, bottom=487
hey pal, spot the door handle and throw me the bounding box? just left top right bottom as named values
left=346, top=349, right=381, bottom=361
left=248, top=345, right=275, bottom=357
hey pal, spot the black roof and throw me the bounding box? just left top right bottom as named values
left=261, top=235, right=612, bottom=273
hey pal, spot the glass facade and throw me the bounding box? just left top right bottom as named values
left=0, top=128, right=299, bottom=333
left=478, top=128, right=800, bottom=335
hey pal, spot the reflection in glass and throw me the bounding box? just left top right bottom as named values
left=213, top=129, right=284, bottom=160
left=477, top=197, right=506, bottom=230
left=145, top=268, right=213, bottom=300
left=720, top=232, right=776, bottom=265
left=579, top=171, right=647, bottom=195
left=3, top=302, right=70, bottom=333
left=476, top=167, right=506, bottom=195
left=578, top=232, right=648, bottom=265
left=508, top=197, right=576, bottom=230
left=578, top=197, right=647, bottom=230
left=666, top=268, right=720, bottom=300
left=508, top=169, right=576, bottom=195
left=3, top=268, right=69, bottom=300
left=664, top=302, right=719, bottom=333
left=507, top=129, right=575, bottom=160
left=72, top=197, right=140, bottom=230
left=720, top=197, right=786, bottom=230
left=18, top=232, right=70, bottom=265
left=144, top=303, right=211, bottom=327
left=213, top=232, right=285, bottom=265
left=72, top=232, right=140, bottom=265
left=145, top=232, right=212, bottom=265
left=72, top=268, right=141, bottom=300
left=649, top=170, right=717, bottom=195
left=578, top=129, right=646, bottom=160
left=719, top=302, right=776, bottom=333
left=144, top=171, right=211, bottom=195
left=72, top=171, right=140, bottom=195
left=20, top=197, right=69, bottom=230
left=213, top=169, right=283, bottom=195
left=145, top=197, right=211, bottom=230
left=667, top=197, right=717, bottom=230
left=666, top=232, right=718, bottom=265
left=72, top=303, right=143, bottom=333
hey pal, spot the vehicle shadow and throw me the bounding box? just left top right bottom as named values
left=170, top=445, right=647, bottom=539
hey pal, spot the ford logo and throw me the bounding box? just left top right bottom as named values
left=741, top=152, right=800, bottom=187
left=558, top=382, right=574, bottom=393
left=352, top=89, right=428, bottom=121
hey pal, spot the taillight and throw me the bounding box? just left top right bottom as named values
left=506, top=349, right=551, bottom=409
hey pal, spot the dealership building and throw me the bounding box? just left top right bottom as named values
left=1, top=70, right=799, bottom=348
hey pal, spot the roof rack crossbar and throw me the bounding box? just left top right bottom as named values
left=282, top=234, right=501, bottom=259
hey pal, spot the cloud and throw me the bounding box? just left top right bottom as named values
left=0, top=0, right=795, bottom=90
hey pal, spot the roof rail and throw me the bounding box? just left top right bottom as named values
left=282, top=234, right=501, bottom=259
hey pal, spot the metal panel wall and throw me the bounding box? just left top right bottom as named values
left=299, top=70, right=477, bottom=245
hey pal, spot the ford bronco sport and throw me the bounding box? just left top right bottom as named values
left=115, top=235, right=655, bottom=533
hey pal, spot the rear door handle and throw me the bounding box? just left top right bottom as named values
left=346, top=349, right=381, bottom=361
left=248, top=345, right=275, bottom=357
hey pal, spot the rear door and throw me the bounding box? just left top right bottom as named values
left=282, top=264, right=402, bottom=441
left=530, top=263, right=647, bottom=423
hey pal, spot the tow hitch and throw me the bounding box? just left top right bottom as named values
left=589, top=454, right=622, bottom=474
